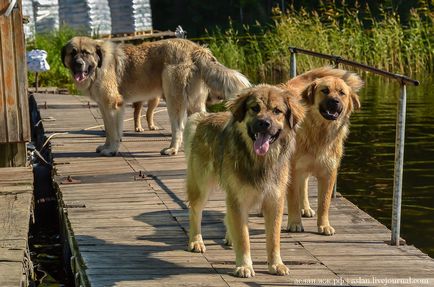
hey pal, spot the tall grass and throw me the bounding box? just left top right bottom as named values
left=26, top=6, right=433, bottom=89
left=206, top=7, right=434, bottom=84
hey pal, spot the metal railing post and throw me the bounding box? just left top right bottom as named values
left=289, top=48, right=297, bottom=78
left=391, top=82, right=407, bottom=246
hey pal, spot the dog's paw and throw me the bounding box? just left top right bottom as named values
left=224, top=232, right=232, bottom=246
left=318, top=225, right=335, bottom=236
left=160, top=147, right=178, bottom=156
left=96, top=144, right=107, bottom=153
left=135, top=126, right=144, bottom=132
left=301, top=208, right=316, bottom=217
left=99, top=148, right=117, bottom=156
left=286, top=222, right=304, bottom=232
left=188, top=240, right=206, bottom=253
left=233, top=266, right=255, bottom=278
left=149, top=125, right=159, bottom=131
left=269, top=263, right=290, bottom=276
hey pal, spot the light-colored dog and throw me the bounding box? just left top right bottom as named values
left=184, top=85, right=304, bottom=277
left=61, top=37, right=250, bottom=156
left=282, top=67, right=364, bottom=235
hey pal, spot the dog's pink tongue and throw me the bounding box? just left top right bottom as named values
left=254, top=134, right=271, bottom=156
left=74, top=72, right=86, bottom=82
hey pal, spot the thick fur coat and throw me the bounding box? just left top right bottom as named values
left=282, top=67, right=364, bottom=235
left=184, top=85, right=304, bottom=277
left=62, top=37, right=250, bottom=156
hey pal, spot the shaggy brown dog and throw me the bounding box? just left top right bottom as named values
left=282, top=67, right=364, bottom=235
left=184, top=85, right=304, bottom=277
left=61, top=37, right=250, bottom=156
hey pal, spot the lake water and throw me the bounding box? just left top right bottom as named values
left=338, top=73, right=434, bottom=257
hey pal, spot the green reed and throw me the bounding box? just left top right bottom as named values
left=206, top=7, right=434, bottom=84
left=25, top=5, right=433, bottom=89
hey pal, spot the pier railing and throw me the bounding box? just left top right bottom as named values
left=288, top=46, right=420, bottom=246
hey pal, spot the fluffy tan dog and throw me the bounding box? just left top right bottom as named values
left=184, top=85, right=304, bottom=277
left=282, top=67, right=364, bottom=235
left=61, top=37, right=250, bottom=156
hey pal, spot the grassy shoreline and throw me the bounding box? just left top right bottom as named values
left=27, top=7, right=433, bottom=89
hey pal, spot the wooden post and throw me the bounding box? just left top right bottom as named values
left=0, top=0, right=30, bottom=167
left=0, top=143, right=27, bottom=167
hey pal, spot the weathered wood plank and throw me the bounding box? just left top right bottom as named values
left=35, top=92, right=434, bottom=287
left=0, top=166, right=33, bottom=287
left=12, top=0, right=30, bottom=142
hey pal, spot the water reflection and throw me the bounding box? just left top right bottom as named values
left=339, top=73, right=434, bottom=257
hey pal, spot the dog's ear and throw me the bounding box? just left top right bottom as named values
left=301, top=81, right=316, bottom=105
left=226, top=90, right=251, bottom=122
left=350, top=92, right=361, bottom=111
left=284, top=92, right=305, bottom=129
left=61, top=44, right=68, bottom=68
left=96, top=45, right=103, bottom=68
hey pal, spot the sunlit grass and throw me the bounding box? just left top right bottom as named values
left=206, top=8, right=433, bottom=84
left=26, top=6, right=433, bottom=89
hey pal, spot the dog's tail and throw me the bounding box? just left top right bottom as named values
left=184, top=112, right=208, bottom=159
left=287, top=66, right=364, bottom=92
left=192, top=49, right=251, bottom=99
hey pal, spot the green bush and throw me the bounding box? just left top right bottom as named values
left=26, top=26, right=82, bottom=92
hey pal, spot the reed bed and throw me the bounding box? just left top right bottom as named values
left=206, top=7, right=433, bottom=83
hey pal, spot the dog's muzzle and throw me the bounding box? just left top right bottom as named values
left=248, top=119, right=281, bottom=156
left=319, top=98, right=343, bottom=121
left=72, top=58, right=93, bottom=83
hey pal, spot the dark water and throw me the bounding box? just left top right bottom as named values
left=338, top=73, right=434, bottom=257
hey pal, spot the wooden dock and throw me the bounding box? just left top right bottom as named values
left=0, top=167, right=34, bottom=287
left=34, top=92, right=434, bottom=287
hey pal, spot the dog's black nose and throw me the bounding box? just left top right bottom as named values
left=74, top=59, right=85, bottom=67
left=326, top=99, right=340, bottom=111
left=253, top=119, right=271, bottom=133
left=259, top=120, right=271, bottom=128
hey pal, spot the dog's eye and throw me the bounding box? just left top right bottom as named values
left=251, top=105, right=260, bottom=113
left=71, top=48, right=77, bottom=55
left=82, top=50, right=90, bottom=55
left=339, top=90, right=345, bottom=96
left=273, top=108, right=282, bottom=115
left=321, top=88, right=329, bottom=94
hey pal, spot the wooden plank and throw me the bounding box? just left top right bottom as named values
left=0, top=166, right=33, bottom=287
left=35, top=92, right=434, bottom=287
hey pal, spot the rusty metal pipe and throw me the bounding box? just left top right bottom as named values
left=288, top=47, right=419, bottom=86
